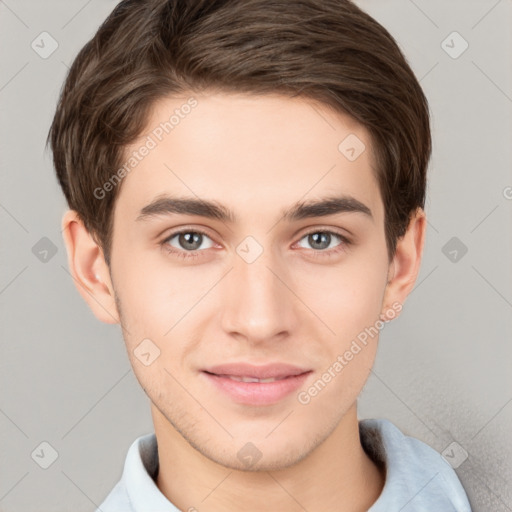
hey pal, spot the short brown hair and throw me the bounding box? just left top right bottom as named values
left=48, top=0, right=431, bottom=267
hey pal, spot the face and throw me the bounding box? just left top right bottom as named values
left=106, top=92, right=395, bottom=470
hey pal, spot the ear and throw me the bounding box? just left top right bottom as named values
left=380, top=207, right=427, bottom=320
left=61, top=209, right=120, bottom=324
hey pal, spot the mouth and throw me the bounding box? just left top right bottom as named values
left=200, top=366, right=313, bottom=406
left=202, top=361, right=312, bottom=380
left=204, top=372, right=296, bottom=383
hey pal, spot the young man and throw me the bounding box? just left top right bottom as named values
left=48, top=0, right=473, bottom=510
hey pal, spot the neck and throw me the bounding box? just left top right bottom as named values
left=152, top=403, right=384, bottom=512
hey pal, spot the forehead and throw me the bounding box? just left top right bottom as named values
left=115, top=92, right=383, bottom=224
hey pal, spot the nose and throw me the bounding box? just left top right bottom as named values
left=219, top=241, right=297, bottom=344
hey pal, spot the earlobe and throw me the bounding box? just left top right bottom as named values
left=61, top=209, right=120, bottom=324
left=380, top=208, right=427, bottom=319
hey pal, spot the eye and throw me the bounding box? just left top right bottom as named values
left=160, top=227, right=351, bottom=261
left=295, top=229, right=350, bottom=257
left=161, top=229, right=215, bottom=259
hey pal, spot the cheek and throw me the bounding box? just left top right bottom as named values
left=300, top=264, right=385, bottom=411
left=112, top=247, right=197, bottom=334
left=302, top=256, right=388, bottom=342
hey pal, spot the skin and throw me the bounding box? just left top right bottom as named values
left=62, top=92, right=426, bottom=511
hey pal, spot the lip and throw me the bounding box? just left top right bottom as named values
left=201, top=363, right=312, bottom=406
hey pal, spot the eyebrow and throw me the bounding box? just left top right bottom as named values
left=136, top=194, right=373, bottom=224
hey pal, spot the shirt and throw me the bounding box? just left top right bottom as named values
left=95, top=418, right=472, bottom=512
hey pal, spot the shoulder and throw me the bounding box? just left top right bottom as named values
left=360, top=418, right=472, bottom=512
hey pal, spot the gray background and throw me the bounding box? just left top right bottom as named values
left=1, top=1, right=511, bottom=511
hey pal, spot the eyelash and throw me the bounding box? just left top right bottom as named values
left=160, top=227, right=352, bottom=261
